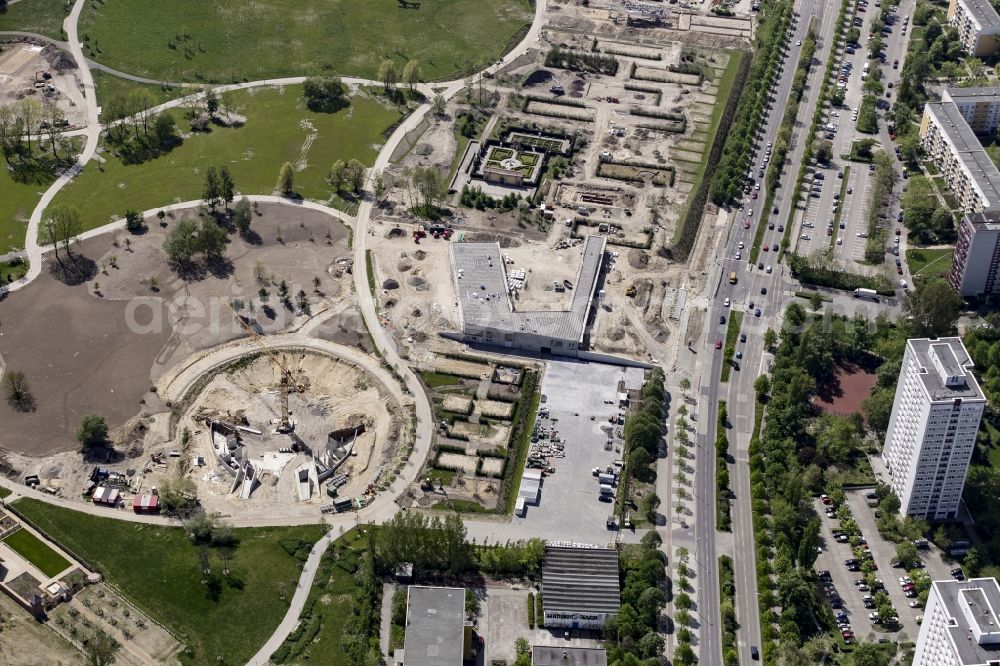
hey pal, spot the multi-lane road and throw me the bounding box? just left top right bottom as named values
left=690, top=0, right=844, bottom=664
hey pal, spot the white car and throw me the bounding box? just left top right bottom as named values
left=766, top=265, right=773, bottom=274
left=857, top=231, right=868, bottom=238
left=767, top=140, right=773, bottom=147
left=900, top=279, right=908, bottom=289
left=801, top=234, right=811, bottom=240
left=738, top=241, right=745, bottom=249
left=724, top=297, right=731, bottom=307
left=735, top=251, right=742, bottom=260
left=796, top=39, right=802, bottom=46
left=837, top=237, right=843, bottom=245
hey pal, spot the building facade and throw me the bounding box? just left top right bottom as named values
left=881, top=338, right=987, bottom=520
left=920, top=101, right=1000, bottom=214
left=943, top=88, right=1000, bottom=134
left=948, top=0, right=1000, bottom=56
left=949, top=210, right=1000, bottom=297
left=914, top=578, right=1000, bottom=665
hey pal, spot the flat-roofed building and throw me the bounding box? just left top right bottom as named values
left=401, top=586, right=467, bottom=666
left=948, top=0, right=1000, bottom=56
left=921, top=101, right=1000, bottom=214
left=914, top=577, right=1000, bottom=665
left=943, top=87, right=1000, bottom=134
left=881, top=338, right=987, bottom=520
left=541, top=545, right=620, bottom=629
left=450, top=235, right=606, bottom=356
left=949, top=210, right=1000, bottom=296
left=532, top=646, right=608, bottom=666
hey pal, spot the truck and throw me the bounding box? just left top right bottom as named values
left=598, top=472, right=617, bottom=486
left=729, top=271, right=738, bottom=284
left=599, top=483, right=615, bottom=496
left=853, top=288, right=878, bottom=301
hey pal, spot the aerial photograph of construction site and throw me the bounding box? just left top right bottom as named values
left=0, top=0, right=848, bottom=662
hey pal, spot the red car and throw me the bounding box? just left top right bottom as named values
left=762, top=245, right=769, bottom=252
left=715, top=339, right=723, bottom=350
left=744, top=221, right=751, bottom=229
left=752, top=191, right=758, bottom=199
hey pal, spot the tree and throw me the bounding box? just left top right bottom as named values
left=42, top=100, right=64, bottom=157
left=372, top=169, right=387, bottom=201
left=679, top=377, right=691, bottom=393
left=76, top=415, right=109, bottom=449
left=814, top=140, right=833, bottom=163
left=754, top=374, right=771, bottom=398
left=3, top=370, right=34, bottom=412
left=903, top=278, right=962, bottom=337
left=965, top=546, right=983, bottom=577
left=402, top=59, right=421, bottom=91
left=851, top=642, right=883, bottom=666
left=159, top=477, right=198, bottom=515
left=41, top=204, right=82, bottom=266
left=124, top=209, right=145, bottom=233
left=641, top=492, right=661, bottom=522
left=895, top=541, right=919, bottom=568
left=378, top=59, right=397, bottom=92
left=302, top=76, right=348, bottom=112
left=219, top=166, right=235, bottom=209
left=410, top=166, right=447, bottom=212
left=432, top=93, right=447, bottom=116
left=203, top=166, right=221, bottom=209
left=153, top=111, right=178, bottom=146
left=328, top=159, right=346, bottom=192
left=764, top=328, right=777, bottom=350
left=204, top=87, right=220, bottom=116
left=84, top=629, right=119, bottom=666
left=198, top=219, right=228, bottom=260
left=278, top=162, right=295, bottom=196
left=233, top=196, right=253, bottom=236
left=163, top=217, right=200, bottom=265
left=347, top=159, right=366, bottom=193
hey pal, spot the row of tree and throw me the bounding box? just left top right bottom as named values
left=0, top=98, right=69, bottom=167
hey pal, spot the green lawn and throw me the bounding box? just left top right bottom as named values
left=0, top=485, right=10, bottom=499
left=720, top=311, right=744, bottom=383
left=0, top=146, right=79, bottom=254
left=2, top=528, right=71, bottom=578
left=12, top=498, right=325, bottom=665
left=0, top=259, right=29, bottom=282
left=53, top=85, right=402, bottom=232
left=79, top=0, right=533, bottom=83
left=420, top=371, right=464, bottom=388
left=0, top=0, right=68, bottom=39
left=673, top=49, right=742, bottom=244
left=91, top=70, right=195, bottom=114
left=907, top=247, right=954, bottom=279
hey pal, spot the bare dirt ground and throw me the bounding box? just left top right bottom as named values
left=0, top=204, right=353, bottom=457
left=0, top=591, right=82, bottom=666
left=182, top=351, right=400, bottom=511
left=0, top=42, right=88, bottom=128
left=814, top=361, right=878, bottom=417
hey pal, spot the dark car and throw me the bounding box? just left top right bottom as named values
left=761, top=287, right=768, bottom=295
left=778, top=225, right=784, bottom=232
left=769, top=222, right=775, bottom=230
left=720, top=315, right=726, bottom=325
left=751, top=646, right=760, bottom=660
left=740, top=333, right=747, bottom=343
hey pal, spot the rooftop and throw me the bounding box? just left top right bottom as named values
left=542, top=546, right=620, bottom=615
left=945, top=86, right=1000, bottom=104
left=908, top=338, right=986, bottom=402
left=932, top=578, right=1000, bottom=665
left=403, top=586, right=466, bottom=666
left=452, top=236, right=606, bottom=343
left=957, top=0, right=1000, bottom=30
left=965, top=209, right=1000, bottom=231
left=925, top=102, right=1000, bottom=209
left=531, top=646, right=608, bottom=666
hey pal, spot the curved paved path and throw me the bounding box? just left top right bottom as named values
left=1, top=0, right=549, bottom=660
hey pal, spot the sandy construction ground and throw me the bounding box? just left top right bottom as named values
left=0, top=204, right=354, bottom=456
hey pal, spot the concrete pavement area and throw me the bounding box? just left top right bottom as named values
left=508, top=360, right=645, bottom=543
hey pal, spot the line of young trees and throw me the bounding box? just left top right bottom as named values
left=0, top=99, right=71, bottom=169
left=102, top=90, right=180, bottom=164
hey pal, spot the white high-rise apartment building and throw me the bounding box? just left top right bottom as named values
left=914, top=578, right=1000, bottom=666
left=881, top=338, right=987, bottom=520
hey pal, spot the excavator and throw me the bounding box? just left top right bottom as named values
left=224, top=302, right=299, bottom=433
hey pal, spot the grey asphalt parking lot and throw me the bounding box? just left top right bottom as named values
left=512, top=360, right=645, bottom=544
left=815, top=500, right=875, bottom=644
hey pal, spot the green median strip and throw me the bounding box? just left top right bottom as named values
left=720, top=311, right=744, bottom=383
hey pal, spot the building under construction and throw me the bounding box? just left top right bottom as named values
left=449, top=235, right=607, bottom=356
